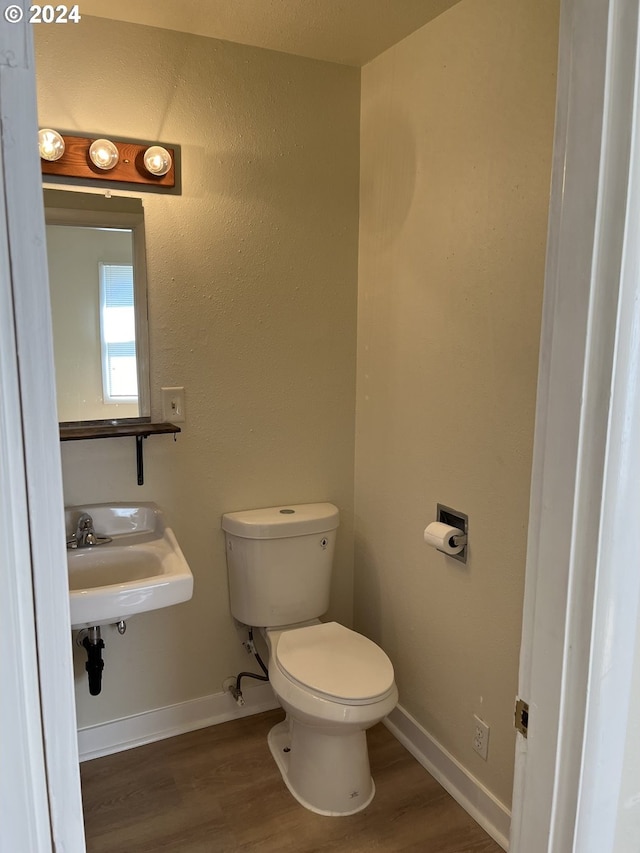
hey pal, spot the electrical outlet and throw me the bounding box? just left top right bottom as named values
left=161, top=386, right=185, bottom=423
left=472, top=714, right=490, bottom=760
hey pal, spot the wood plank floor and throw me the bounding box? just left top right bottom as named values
left=81, top=708, right=504, bottom=852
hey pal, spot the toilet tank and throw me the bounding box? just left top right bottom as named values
left=222, top=503, right=339, bottom=627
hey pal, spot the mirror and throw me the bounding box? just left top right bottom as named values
left=44, top=189, right=150, bottom=425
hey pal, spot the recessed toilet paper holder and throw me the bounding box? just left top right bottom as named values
left=436, top=504, right=469, bottom=564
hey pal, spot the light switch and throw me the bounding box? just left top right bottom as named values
left=161, top=386, right=185, bottom=423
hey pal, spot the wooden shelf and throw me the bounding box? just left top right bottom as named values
left=60, top=422, right=180, bottom=441
left=59, top=422, right=181, bottom=485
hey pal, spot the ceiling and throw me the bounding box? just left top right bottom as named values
left=76, top=0, right=460, bottom=67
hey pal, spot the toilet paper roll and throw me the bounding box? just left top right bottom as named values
left=423, top=521, right=466, bottom=556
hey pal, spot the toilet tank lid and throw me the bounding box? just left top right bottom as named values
left=221, top=502, right=339, bottom=539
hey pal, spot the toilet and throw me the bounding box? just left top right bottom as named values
left=222, top=502, right=398, bottom=816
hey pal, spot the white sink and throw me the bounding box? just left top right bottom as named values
left=65, top=503, right=193, bottom=629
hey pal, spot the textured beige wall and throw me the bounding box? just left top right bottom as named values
left=35, top=17, right=359, bottom=728
left=355, top=0, right=559, bottom=806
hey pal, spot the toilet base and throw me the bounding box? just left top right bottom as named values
left=267, top=717, right=375, bottom=816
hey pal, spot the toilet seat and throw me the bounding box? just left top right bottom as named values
left=274, top=621, right=395, bottom=705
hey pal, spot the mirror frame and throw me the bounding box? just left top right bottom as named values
left=44, top=189, right=151, bottom=426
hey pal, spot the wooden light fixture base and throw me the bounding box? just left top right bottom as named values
left=41, top=134, right=176, bottom=189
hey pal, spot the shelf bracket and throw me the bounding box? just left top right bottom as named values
left=136, top=434, right=147, bottom=485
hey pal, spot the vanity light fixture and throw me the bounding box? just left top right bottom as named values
left=143, top=146, right=172, bottom=177
left=39, top=131, right=178, bottom=191
left=38, top=128, right=65, bottom=161
left=89, top=138, right=119, bottom=170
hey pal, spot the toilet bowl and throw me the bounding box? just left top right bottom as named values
left=264, top=621, right=398, bottom=816
left=222, top=502, right=398, bottom=816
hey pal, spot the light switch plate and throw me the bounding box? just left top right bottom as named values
left=161, top=386, right=185, bottom=423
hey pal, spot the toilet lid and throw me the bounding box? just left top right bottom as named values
left=275, top=622, right=395, bottom=702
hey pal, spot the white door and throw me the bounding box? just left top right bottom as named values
left=511, top=0, right=640, bottom=849
left=0, top=5, right=85, bottom=851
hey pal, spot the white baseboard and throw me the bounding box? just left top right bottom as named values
left=77, top=682, right=279, bottom=763
left=384, top=704, right=511, bottom=851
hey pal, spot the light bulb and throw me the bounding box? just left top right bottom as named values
left=38, top=128, right=65, bottom=161
left=143, top=146, right=172, bottom=176
left=89, top=138, right=119, bottom=170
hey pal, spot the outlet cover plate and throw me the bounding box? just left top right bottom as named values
left=473, top=714, right=490, bottom=760
left=161, top=386, right=185, bottom=423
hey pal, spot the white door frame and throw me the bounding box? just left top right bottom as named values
left=511, top=0, right=640, bottom=849
left=0, top=5, right=85, bottom=851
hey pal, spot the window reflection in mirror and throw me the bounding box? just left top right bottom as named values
left=43, top=190, right=150, bottom=425
left=99, top=260, right=138, bottom=404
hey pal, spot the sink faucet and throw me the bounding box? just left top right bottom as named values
left=76, top=512, right=96, bottom=547
left=67, top=513, right=111, bottom=550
